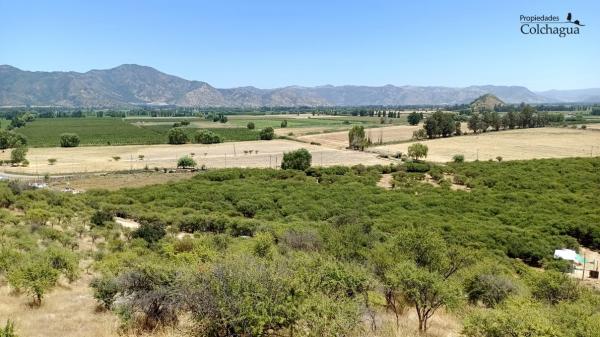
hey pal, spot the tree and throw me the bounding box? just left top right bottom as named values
left=468, top=114, right=480, bottom=133
left=10, top=146, right=28, bottom=164
left=383, top=230, right=472, bottom=332
left=167, top=128, right=188, bottom=144
left=59, top=133, right=80, bottom=147
left=90, top=276, right=119, bottom=310
left=193, top=130, right=223, bottom=144
left=259, top=127, right=275, bottom=140
left=8, top=257, right=59, bottom=306
left=280, top=120, right=288, bottom=128
left=177, top=156, right=197, bottom=169
left=281, top=148, right=312, bottom=170
left=407, top=143, right=428, bottom=161
left=247, top=122, right=255, bottom=129
left=407, top=111, right=423, bottom=125
left=348, top=125, right=366, bottom=150
left=0, top=130, right=27, bottom=150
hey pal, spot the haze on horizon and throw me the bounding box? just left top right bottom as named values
left=1, top=0, right=599, bottom=91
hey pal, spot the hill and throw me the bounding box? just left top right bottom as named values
left=470, top=93, right=505, bottom=111
left=0, top=64, right=558, bottom=107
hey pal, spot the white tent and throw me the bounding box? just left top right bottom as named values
left=553, top=249, right=578, bottom=262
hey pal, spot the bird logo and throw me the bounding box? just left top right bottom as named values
left=566, top=12, right=585, bottom=26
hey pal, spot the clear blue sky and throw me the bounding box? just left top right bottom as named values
left=1, top=0, right=598, bottom=90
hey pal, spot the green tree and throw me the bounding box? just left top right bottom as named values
left=281, top=148, right=312, bottom=170
left=407, top=111, right=423, bottom=125
left=10, top=146, right=28, bottom=164
left=407, top=143, right=428, bottom=161
left=348, top=125, right=366, bottom=150
left=167, top=128, right=188, bottom=144
left=8, top=257, right=59, bottom=306
left=193, top=130, right=223, bottom=144
left=246, top=122, right=255, bottom=129
left=259, top=127, right=275, bottom=140
left=0, top=130, right=27, bottom=150
left=177, top=156, right=197, bottom=169
left=468, top=113, right=481, bottom=133
left=280, top=120, right=288, bottom=128
left=59, top=133, right=80, bottom=147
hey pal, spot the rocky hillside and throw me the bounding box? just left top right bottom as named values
left=0, top=64, right=558, bottom=107
left=470, top=94, right=505, bottom=111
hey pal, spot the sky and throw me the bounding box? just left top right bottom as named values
left=0, top=0, right=599, bottom=91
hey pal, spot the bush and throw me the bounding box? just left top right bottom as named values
left=259, top=127, right=275, bottom=140
left=530, top=271, right=580, bottom=304
left=167, top=128, right=188, bottom=144
left=247, top=122, right=255, bottom=130
left=281, top=148, right=312, bottom=170
left=132, top=222, right=166, bottom=244
left=0, top=320, right=17, bottom=337
left=59, top=133, right=80, bottom=147
left=465, top=274, right=518, bottom=307
left=452, top=154, right=465, bottom=163
left=193, top=130, right=223, bottom=144
left=0, top=130, right=27, bottom=150
left=91, top=210, right=113, bottom=226
left=90, top=276, right=119, bottom=310
left=405, top=162, right=430, bottom=173
left=177, top=156, right=197, bottom=169
left=280, top=120, right=288, bottom=128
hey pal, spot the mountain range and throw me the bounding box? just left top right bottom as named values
left=0, top=64, right=598, bottom=107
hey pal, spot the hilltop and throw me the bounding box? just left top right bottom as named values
left=470, top=93, right=505, bottom=111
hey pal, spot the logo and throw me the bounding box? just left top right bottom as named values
left=520, top=12, right=584, bottom=37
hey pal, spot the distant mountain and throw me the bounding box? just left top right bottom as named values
left=0, top=64, right=574, bottom=107
left=537, top=89, right=600, bottom=103
left=470, top=94, right=504, bottom=111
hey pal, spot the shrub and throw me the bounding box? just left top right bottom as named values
left=259, top=127, right=275, bottom=140
left=247, top=122, right=255, bottom=129
left=465, top=274, right=518, bottom=307
left=452, top=154, right=465, bottom=163
left=90, top=276, right=119, bottom=310
left=132, top=222, right=166, bottom=244
left=177, top=156, right=197, bottom=169
left=47, top=158, right=57, bottom=165
left=193, top=130, right=223, bottom=144
left=405, top=162, right=430, bottom=173
left=91, top=210, right=113, bottom=226
left=0, top=320, right=17, bottom=337
left=530, top=271, right=580, bottom=304
left=281, top=148, right=312, bottom=170
left=167, top=128, right=188, bottom=144
left=280, top=120, right=288, bottom=128
left=59, top=133, right=80, bottom=147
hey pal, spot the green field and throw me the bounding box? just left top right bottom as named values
left=14, top=118, right=261, bottom=147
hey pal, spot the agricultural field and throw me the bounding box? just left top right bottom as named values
left=0, top=140, right=389, bottom=174
left=1, top=158, right=600, bottom=337
left=372, top=127, right=600, bottom=162
left=298, top=124, right=421, bottom=149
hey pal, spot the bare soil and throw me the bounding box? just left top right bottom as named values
left=298, top=125, right=421, bottom=149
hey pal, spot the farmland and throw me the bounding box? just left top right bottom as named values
left=372, top=127, right=600, bottom=162
left=0, top=140, right=389, bottom=174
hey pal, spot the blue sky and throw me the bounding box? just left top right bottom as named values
left=0, top=0, right=598, bottom=90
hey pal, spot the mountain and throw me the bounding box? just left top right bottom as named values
left=537, top=89, right=600, bottom=103
left=470, top=94, right=504, bottom=111
left=0, top=64, right=571, bottom=107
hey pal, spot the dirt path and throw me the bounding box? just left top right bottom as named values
left=377, top=174, right=394, bottom=189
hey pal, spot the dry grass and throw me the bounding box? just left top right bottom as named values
left=298, top=125, right=421, bottom=149
left=360, top=310, right=461, bottom=337
left=49, top=171, right=196, bottom=191
left=0, top=140, right=388, bottom=175
left=372, top=128, right=600, bottom=162
left=0, top=273, right=119, bottom=337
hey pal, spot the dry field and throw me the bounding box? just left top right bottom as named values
left=0, top=140, right=388, bottom=175
left=371, top=128, right=600, bottom=162
left=298, top=125, right=421, bottom=149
